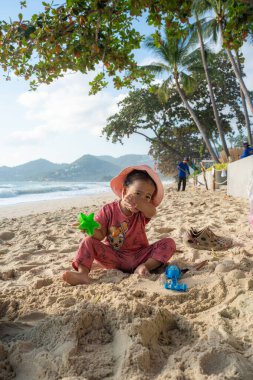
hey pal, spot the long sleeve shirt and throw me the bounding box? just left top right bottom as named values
left=240, top=147, right=253, bottom=159
left=177, top=162, right=190, bottom=178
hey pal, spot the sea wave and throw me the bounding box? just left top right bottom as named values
left=0, top=181, right=111, bottom=205
left=0, top=185, right=89, bottom=198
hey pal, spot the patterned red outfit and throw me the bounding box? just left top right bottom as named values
left=73, top=200, right=176, bottom=272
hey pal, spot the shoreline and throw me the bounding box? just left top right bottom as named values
left=0, top=191, right=115, bottom=219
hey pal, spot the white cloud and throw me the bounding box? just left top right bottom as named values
left=10, top=126, right=45, bottom=144
left=10, top=71, right=126, bottom=144
left=138, top=56, right=157, bottom=67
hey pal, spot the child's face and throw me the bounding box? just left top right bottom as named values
left=124, top=179, right=156, bottom=203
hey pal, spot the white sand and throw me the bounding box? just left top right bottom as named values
left=1, top=184, right=253, bottom=380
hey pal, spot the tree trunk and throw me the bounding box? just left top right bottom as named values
left=196, top=18, right=230, bottom=158
left=174, top=75, right=220, bottom=163
left=235, top=51, right=253, bottom=146
left=218, top=22, right=253, bottom=117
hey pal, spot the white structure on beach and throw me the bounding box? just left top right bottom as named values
left=227, top=155, right=253, bottom=199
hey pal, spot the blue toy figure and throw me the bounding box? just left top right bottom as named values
left=164, top=265, right=187, bottom=292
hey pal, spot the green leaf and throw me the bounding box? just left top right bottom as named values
left=66, top=0, right=74, bottom=8
left=20, top=1, right=27, bottom=9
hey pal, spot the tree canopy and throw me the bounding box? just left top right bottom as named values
left=0, top=0, right=252, bottom=93
left=103, top=50, right=245, bottom=174
left=0, top=0, right=252, bottom=170
left=0, top=0, right=191, bottom=92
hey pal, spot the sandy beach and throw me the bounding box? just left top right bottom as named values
left=0, top=192, right=115, bottom=219
left=1, top=184, right=253, bottom=380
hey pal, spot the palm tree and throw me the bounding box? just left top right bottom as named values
left=200, top=0, right=253, bottom=117
left=143, top=31, right=220, bottom=162
left=191, top=3, right=230, bottom=158
left=235, top=50, right=253, bottom=145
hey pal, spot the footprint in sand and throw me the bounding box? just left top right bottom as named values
left=219, top=306, right=240, bottom=319
left=0, top=231, right=15, bottom=241
left=224, top=217, right=236, bottom=223
left=0, top=248, right=9, bottom=255
left=17, top=264, right=39, bottom=272
left=199, top=350, right=253, bottom=378
left=60, top=245, right=79, bottom=253
left=0, top=269, right=16, bottom=280
left=17, top=311, right=48, bottom=325
left=0, top=322, right=32, bottom=343
left=57, top=297, right=76, bottom=308
left=46, top=236, right=58, bottom=242
left=154, top=227, right=175, bottom=234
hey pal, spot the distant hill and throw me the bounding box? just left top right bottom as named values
left=98, top=154, right=154, bottom=169
left=0, top=154, right=155, bottom=182
left=45, top=155, right=120, bottom=181
left=0, top=159, right=66, bottom=181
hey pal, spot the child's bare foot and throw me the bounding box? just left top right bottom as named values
left=62, top=271, right=91, bottom=286
left=134, top=263, right=150, bottom=277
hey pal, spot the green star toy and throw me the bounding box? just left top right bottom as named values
left=77, top=212, right=100, bottom=236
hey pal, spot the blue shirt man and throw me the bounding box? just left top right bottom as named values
left=240, top=142, right=253, bottom=159
left=177, top=158, right=190, bottom=191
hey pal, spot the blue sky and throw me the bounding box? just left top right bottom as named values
left=0, top=1, right=252, bottom=167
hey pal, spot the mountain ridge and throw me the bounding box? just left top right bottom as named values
left=0, top=154, right=154, bottom=181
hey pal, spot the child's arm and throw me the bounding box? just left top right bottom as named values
left=135, top=199, right=156, bottom=218
left=92, top=226, right=107, bottom=241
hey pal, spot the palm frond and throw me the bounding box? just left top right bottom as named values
left=192, top=0, right=212, bottom=16
left=141, top=63, right=170, bottom=76
left=182, top=45, right=200, bottom=66
left=190, top=14, right=212, bottom=47
left=156, top=78, right=174, bottom=103
left=201, top=18, right=219, bottom=43
left=144, top=36, right=173, bottom=65
left=188, top=23, right=199, bottom=46
left=180, top=72, right=198, bottom=95
left=179, top=39, right=198, bottom=63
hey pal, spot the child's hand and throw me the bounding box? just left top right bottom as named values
left=72, top=221, right=87, bottom=235
left=122, top=194, right=138, bottom=212
left=72, top=220, right=106, bottom=241
left=122, top=194, right=156, bottom=218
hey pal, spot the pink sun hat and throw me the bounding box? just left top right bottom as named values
left=110, top=165, right=164, bottom=207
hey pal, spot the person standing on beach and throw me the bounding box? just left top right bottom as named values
left=62, top=165, right=176, bottom=285
left=177, top=158, right=190, bottom=191
left=240, top=142, right=253, bottom=159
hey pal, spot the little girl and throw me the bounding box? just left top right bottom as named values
left=63, top=165, right=176, bottom=285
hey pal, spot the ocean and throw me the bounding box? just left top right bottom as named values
left=0, top=181, right=111, bottom=206
left=0, top=178, right=174, bottom=207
